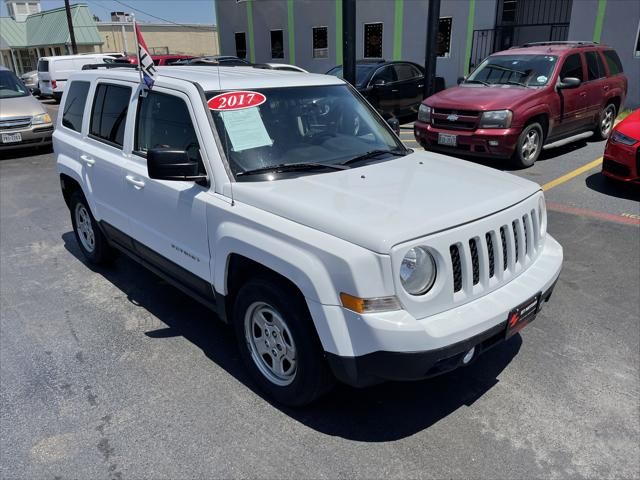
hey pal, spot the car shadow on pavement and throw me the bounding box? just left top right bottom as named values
left=585, top=172, right=640, bottom=201
left=0, top=145, right=53, bottom=161
left=62, top=231, right=522, bottom=442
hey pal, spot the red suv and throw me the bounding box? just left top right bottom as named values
left=414, top=42, right=628, bottom=168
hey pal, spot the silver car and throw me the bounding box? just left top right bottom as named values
left=20, top=70, right=39, bottom=93
left=0, top=67, right=53, bottom=151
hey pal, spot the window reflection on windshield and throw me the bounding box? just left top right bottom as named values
left=207, top=85, right=403, bottom=179
left=326, top=66, right=376, bottom=88
left=467, top=55, right=557, bottom=87
left=0, top=71, right=29, bottom=99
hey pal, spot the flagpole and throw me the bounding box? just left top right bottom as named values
left=131, top=13, right=145, bottom=92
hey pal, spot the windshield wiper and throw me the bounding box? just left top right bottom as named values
left=236, top=162, right=349, bottom=177
left=464, top=79, right=490, bottom=86
left=341, top=149, right=407, bottom=166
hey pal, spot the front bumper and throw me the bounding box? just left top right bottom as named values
left=414, top=120, right=521, bottom=158
left=310, top=235, right=563, bottom=387
left=0, top=125, right=53, bottom=150
left=602, top=138, right=640, bottom=184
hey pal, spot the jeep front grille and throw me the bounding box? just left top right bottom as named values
left=449, top=210, right=540, bottom=295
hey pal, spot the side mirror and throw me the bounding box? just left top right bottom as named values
left=457, top=76, right=466, bottom=85
left=558, top=77, right=581, bottom=89
left=147, top=148, right=206, bottom=181
left=387, top=117, right=400, bottom=135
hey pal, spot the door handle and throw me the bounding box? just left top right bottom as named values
left=392, top=89, right=399, bottom=93
left=125, top=175, right=145, bottom=189
left=80, top=154, right=95, bottom=166
left=603, top=85, right=610, bottom=91
left=418, top=84, right=424, bottom=88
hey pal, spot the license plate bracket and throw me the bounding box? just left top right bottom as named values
left=437, top=133, right=457, bottom=147
left=1, top=132, right=22, bottom=144
left=505, top=293, right=541, bottom=339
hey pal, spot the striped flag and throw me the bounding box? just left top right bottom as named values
left=135, top=22, right=157, bottom=89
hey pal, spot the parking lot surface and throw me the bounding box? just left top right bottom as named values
left=1, top=103, right=639, bottom=479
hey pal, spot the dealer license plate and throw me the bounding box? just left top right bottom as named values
left=505, top=293, right=541, bottom=339
left=438, top=133, right=457, bottom=147
left=1, top=133, right=22, bottom=144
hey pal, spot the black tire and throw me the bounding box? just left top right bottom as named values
left=512, top=122, right=544, bottom=169
left=232, top=276, right=333, bottom=406
left=69, top=190, right=113, bottom=265
left=593, top=102, right=616, bottom=140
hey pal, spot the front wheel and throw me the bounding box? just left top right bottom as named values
left=512, top=123, right=543, bottom=169
left=232, top=277, right=333, bottom=406
left=593, top=103, right=616, bottom=140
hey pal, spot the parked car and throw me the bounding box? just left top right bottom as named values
left=19, top=70, right=39, bottom=93
left=415, top=42, right=628, bottom=168
left=54, top=65, right=562, bottom=406
left=254, top=63, right=308, bottom=73
left=187, top=55, right=251, bottom=66
left=37, top=54, right=116, bottom=102
left=601, top=109, right=639, bottom=184
left=114, top=54, right=195, bottom=66
left=0, top=66, right=53, bottom=151
left=326, top=60, right=444, bottom=121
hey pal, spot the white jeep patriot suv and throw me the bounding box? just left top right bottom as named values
left=54, top=65, right=563, bottom=406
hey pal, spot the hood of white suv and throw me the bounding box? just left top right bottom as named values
left=232, top=151, right=541, bottom=253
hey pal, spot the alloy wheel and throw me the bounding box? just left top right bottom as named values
left=74, top=203, right=96, bottom=253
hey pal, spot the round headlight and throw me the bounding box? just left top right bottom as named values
left=400, top=247, right=437, bottom=295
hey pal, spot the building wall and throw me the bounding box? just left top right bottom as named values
left=218, top=0, right=638, bottom=105
left=568, top=0, right=639, bottom=108
left=96, top=23, right=219, bottom=57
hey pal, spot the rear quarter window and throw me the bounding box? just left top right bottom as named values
left=602, top=50, right=623, bottom=75
left=37, top=60, right=49, bottom=72
left=89, top=83, right=132, bottom=147
left=62, top=81, right=90, bottom=133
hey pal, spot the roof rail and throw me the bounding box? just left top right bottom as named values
left=521, top=41, right=599, bottom=48
left=81, top=63, right=139, bottom=71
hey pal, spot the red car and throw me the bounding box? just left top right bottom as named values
left=415, top=42, right=627, bottom=168
left=602, top=109, right=640, bottom=184
left=116, top=54, right=194, bottom=66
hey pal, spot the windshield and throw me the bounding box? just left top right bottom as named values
left=206, top=85, right=404, bottom=180
left=326, top=65, right=377, bottom=88
left=467, top=55, right=557, bottom=87
left=0, top=71, right=30, bottom=99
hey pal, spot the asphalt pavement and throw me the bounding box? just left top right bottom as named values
left=0, top=103, right=638, bottom=479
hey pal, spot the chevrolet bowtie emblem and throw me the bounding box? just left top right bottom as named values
left=447, top=114, right=459, bottom=121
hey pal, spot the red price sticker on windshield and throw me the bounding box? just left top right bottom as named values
left=207, top=91, right=266, bottom=111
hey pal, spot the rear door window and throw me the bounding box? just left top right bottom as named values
left=89, top=83, right=131, bottom=147
left=62, top=81, right=90, bottom=132
left=394, top=64, right=422, bottom=81
left=37, top=60, right=49, bottom=72
left=602, top=50, right=623, bottom=75
left=371, top=66, right=397, bottom=84
left=559, top=54, right=584, bottom=81
left=585, top=51, right=605, bottom=80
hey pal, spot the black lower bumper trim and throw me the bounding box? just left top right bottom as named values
left=327, top=281, right=557, bottom=387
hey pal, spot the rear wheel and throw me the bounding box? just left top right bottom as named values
left=232, top=276, right=333, bottom=406
left=512, top=122, right=543, bottom=169
left=593, top=103, right=616, bottom=140
left=69, top=191, right=113, bottom=265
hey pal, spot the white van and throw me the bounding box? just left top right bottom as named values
left=37, top=54, right=115, bottom=102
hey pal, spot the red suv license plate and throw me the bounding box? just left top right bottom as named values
left=505, top=293, right=541, bottom=339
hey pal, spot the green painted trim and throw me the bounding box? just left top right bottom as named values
left=287, top=0, right=295, bottom=64
left=246, top=0, right=255, bottom=63
left=393, top=0, right=404, bottom=61
left=336, top=0, right=343, bottom=65
left=593, top=0, right=607, bottom=43
left=463, top=0, right=476, bottom=76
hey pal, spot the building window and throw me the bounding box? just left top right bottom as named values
left=313, top=26, right=328, bottom=59
left=501, top=0, right=518, bottom=23
left=271, top=30, right=284, bottom=59
left=437, top=17, right=453, bottom=58
left=235, top=32, right=246, bottom=59
left=364, top=22, right=383, bottom=59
